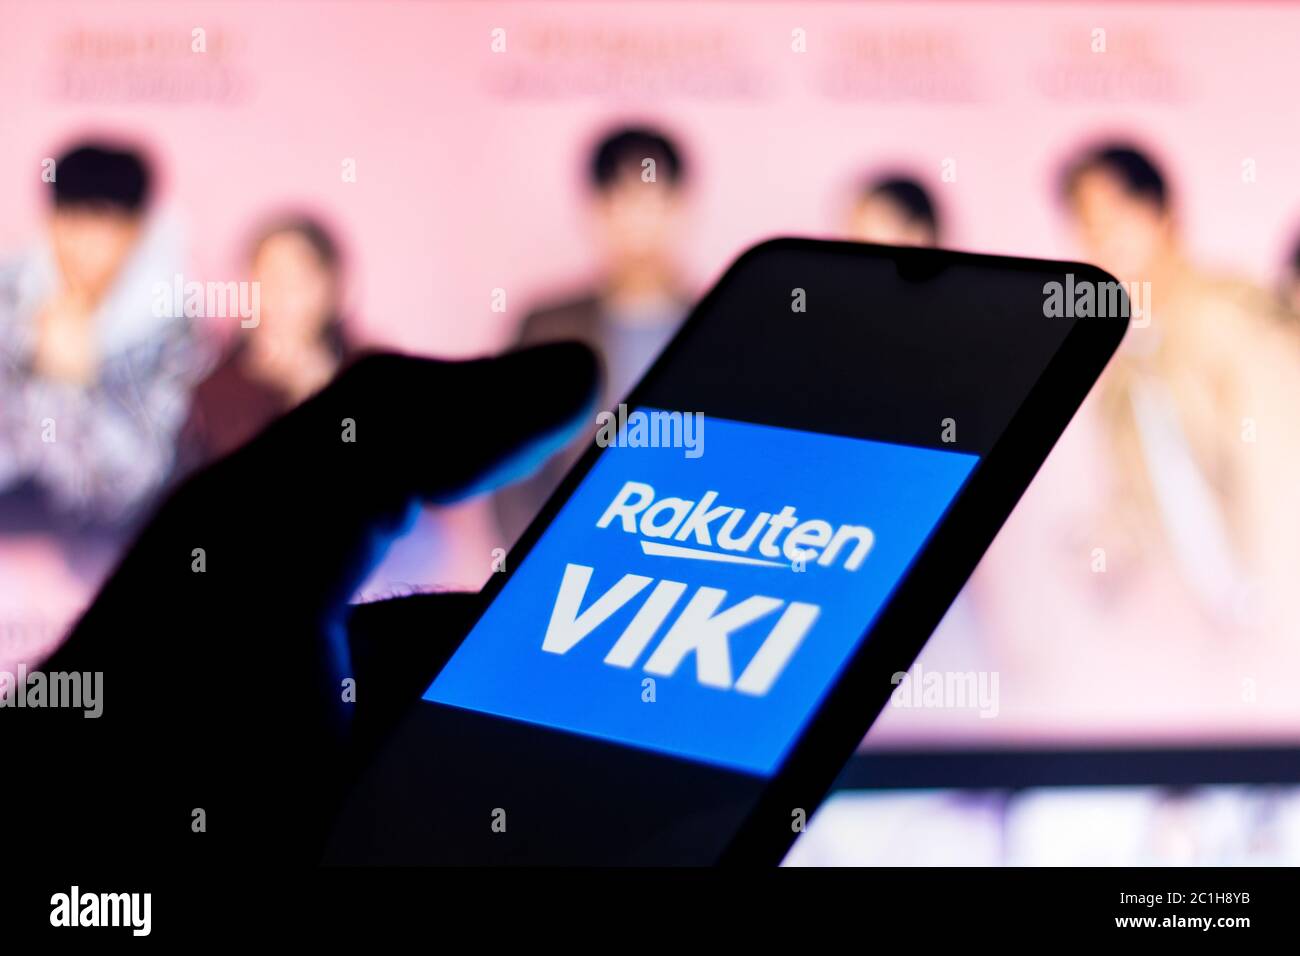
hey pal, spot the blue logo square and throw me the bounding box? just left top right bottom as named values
left=426, top=413, right=977, bottom=776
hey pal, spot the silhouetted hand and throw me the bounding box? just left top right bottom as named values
left=9, top=344, right=597, bottom=865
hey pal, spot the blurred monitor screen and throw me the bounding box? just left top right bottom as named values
left=2, top=1, right=1299, bottom=783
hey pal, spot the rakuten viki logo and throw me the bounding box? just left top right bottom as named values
left=425, top=414, right=979, bottom=776
left=596, top=481, right=875, bottom=570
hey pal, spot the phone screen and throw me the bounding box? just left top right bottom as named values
left=331, top=240, right=1123, bottom=864
left=427, top=415, right=977, bottom=776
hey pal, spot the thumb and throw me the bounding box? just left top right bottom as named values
left=176, top=342, right=599, bottom=610
left=237, top=341, right=601, bottom=520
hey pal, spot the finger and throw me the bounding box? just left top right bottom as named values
left=238, top=342, right=600, bottom=518
left=179, top=342, right=597, bottom=617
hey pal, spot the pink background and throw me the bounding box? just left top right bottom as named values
left=4, top=0, right=1300, bottom=747
left=4, top=1, right=1300, bottom=355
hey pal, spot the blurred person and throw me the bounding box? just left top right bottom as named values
left=1281, top=232, right=1300, bottom=318
left=902, top=140, right=1300, bottom=740
left=179, top=215, right=352, bottom=467
left=1058, top=143, right=1297, bottom=610
left=847, top=174, right=941, bottom=246
left=494, top=125, right=692, bottom=543
left=0, top=142, right=202, bottom=534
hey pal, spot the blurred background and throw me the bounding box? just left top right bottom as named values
left=3, top=0, right=1299, bottom=865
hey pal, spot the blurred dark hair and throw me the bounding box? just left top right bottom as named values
left=248, top=214, right=349, bottom=360
left=589, top=126, right=685, bottom=190
left=51, top=143, right=151, bottom=213
left=865, top=175, right=940, bottom=239
left=1061, top=143, right=1168, bottom=211
left=250, top=214, right=342, bottom=271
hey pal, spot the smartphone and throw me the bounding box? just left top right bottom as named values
left=329, top=238, right=1127, bottom=864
